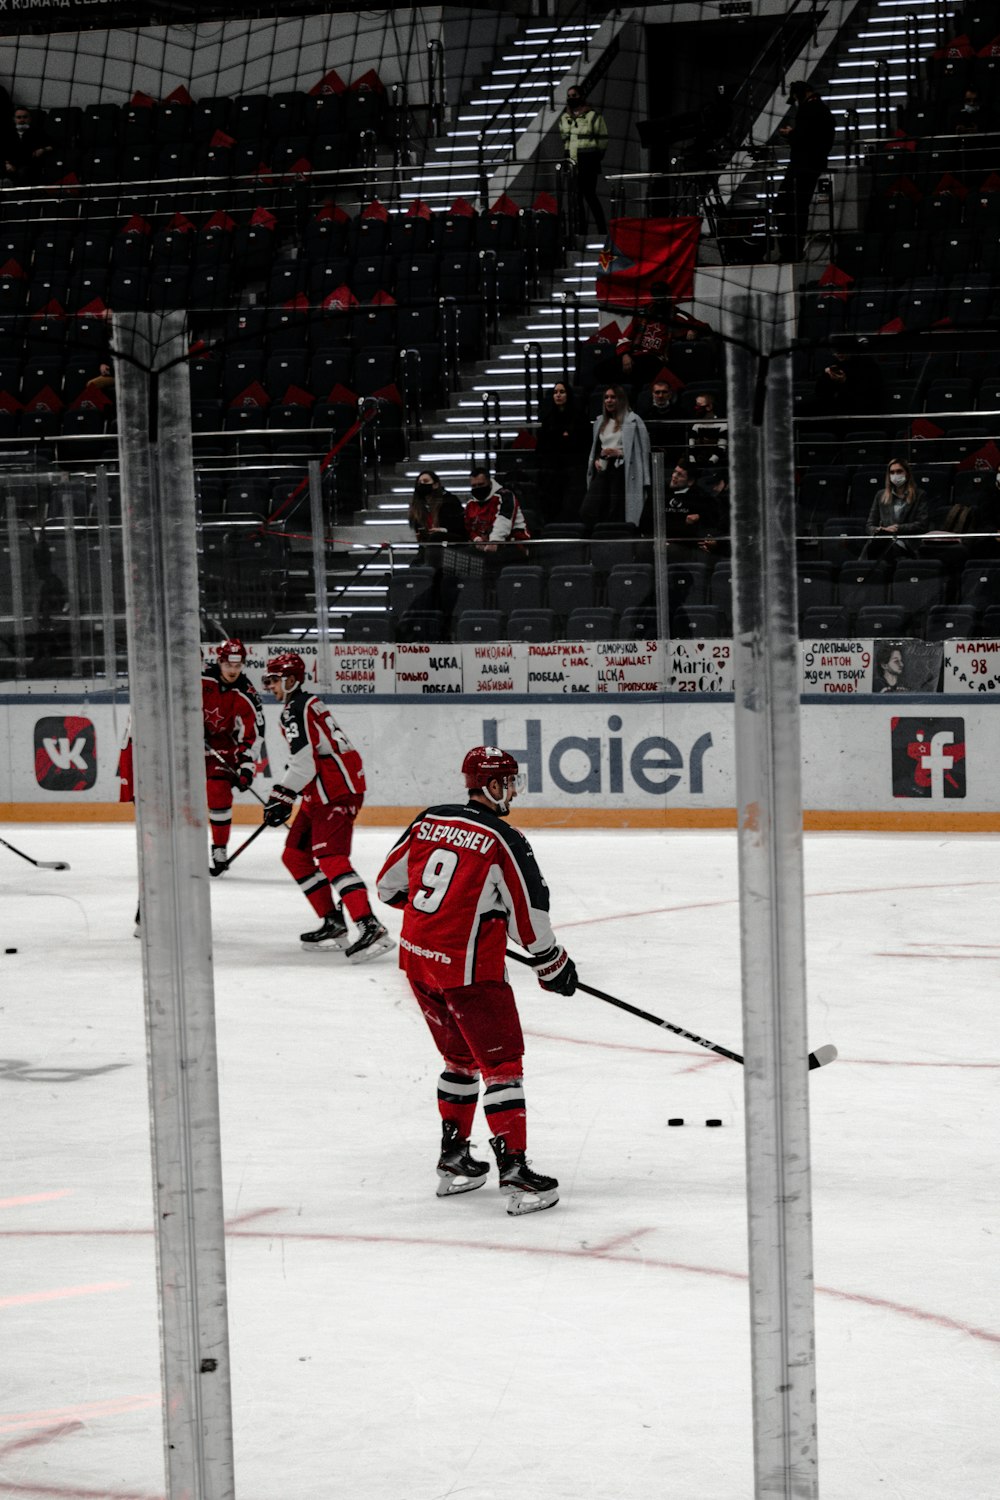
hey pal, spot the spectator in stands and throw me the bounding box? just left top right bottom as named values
left=968, top=470, right=1000, bottom=559
left=687, top=391, right=728, bottom=467
left=535, top=381, right=591, bottom=522
left=595, top=335, right=659, bottom=393
left=409, top=470, right=466, bottom=547
left=774, top=81, right=834, bottom=262
left=954, top=86, right=993, bottom=135
left=582, top=386, right=651, bottom=532
left=3, top=106, right=54, bottom=186
left=634, top=376, right=678, bottom=448
left=811, top=349, right=884, bottom=423
left=697, top=470, right=730, bottom=555
left=464, top=466, right=530, bottom=565
left=558, top=86, right=608, bottom=235
left=644, top=457, right=719, bottom=551
left=83, top=361, right=116, bottom=397
left=864, top=458, right=929, bottom=560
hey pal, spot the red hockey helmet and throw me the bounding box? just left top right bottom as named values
left=216, top=638, right=247, bottom=664
left=263, top=650, right=306, bottom=686
left=462, top=746, right=523, bottom=815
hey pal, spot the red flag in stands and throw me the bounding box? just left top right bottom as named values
left=886, top=175, right=921, bottom=199
left=532, top=192, right=559, bottom=214
left=818, top=263, right=854, bottom=300
left=958, top=439, right=1000, bottom=471
left=512, top=428, right=537, bottom=450
left=406, top=199, right=432, bottom=219
left=284, top=158, right=311, bottom=181
left=310, top=68, right=347, bottom=96
left=490, top=193, right=520, bottom=216
left=282, top=292, right=310, bottom=310
left=281, top=385, right=315, bottom=408
left=130, top=91, right=155, bottom=108
left=322, top=286, right=358, bottom=310
left=325, top=382, right=358, bottom=405
left=361, top=200, right=389, bottom=221
left=0, top=391, right=22, bottom=413
left=209, top=130, right=235, bottom=149
left=596, top=217, right=699, bottom=309
left=70, top=385, right=113, bottom=412
left=0, top=258, right=26, bottom=278
left=316, top=201, right=350, bottom=222
left=32, top=300, right=65, bottom=319
left=878, top=316, right=906, bottom=334
left=120, top=214, right=152, bottom=236
left=910, top=418, right=944, bottom=440
left=76, top=298, right=109, bottom=316
left=931, top=32, right=973, bottom=56
left=980, top=171, right=1000, bottom=193
left=166, top=212, right=196, bottom=232
left=449, top=196, right=476, bottom=217
left=978, top=33, right=1000, bottom=55
left=371, top=289, right=396, bottom=305
left=203, top=210, right=236, bottom=230
left=351, top=69, right=385, bottom=94
left=164, top=85, right=194, bottom=105
left=369, top=383, right=402, bottom=408
left=250, top=207, right=277, bottom=228
left=934, top=173, right=967, bottom=199
left=24, top=386, right=64, bottom=413
left=229, top=381, right=270, bottom=410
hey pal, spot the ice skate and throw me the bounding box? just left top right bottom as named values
left=209, top=845, right=229, bottom=877
left=344, top=914, right=394, bottom=964
left=300, top=910, right=348, bottom=950
left=490, top=1135, right=559, bottom=1215
left=436, top=1120, right=489, bottom=1197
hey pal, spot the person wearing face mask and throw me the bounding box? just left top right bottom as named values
left=464, top=466, right=530, bottom=562
left=3, top=106, right=54, bottom=186
left=558, top=85, right=608, bottom=234
left=408, top=470, right=466, bottom=551
left=864, top=458, right=929, bottom=562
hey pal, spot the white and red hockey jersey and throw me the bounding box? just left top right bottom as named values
left=277, top=686, right=366, bottom=806
left=376, top=801, right=559, bottom=989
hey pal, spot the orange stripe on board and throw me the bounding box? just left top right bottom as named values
left=3, top=803, right=1000, bottom=833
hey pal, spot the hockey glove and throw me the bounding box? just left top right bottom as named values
left=534, top=944, right=578, bottom=996
left=263, top=785, right=296, bottom=827
left=234, top=760, right=255, bottom=793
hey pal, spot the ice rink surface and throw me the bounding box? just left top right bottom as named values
left=1, top=820, right=998, bottom=1500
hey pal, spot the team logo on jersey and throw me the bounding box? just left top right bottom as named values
left=34, top=715, right=98, bottom=791
left=890, top=717, right=966, bottom=799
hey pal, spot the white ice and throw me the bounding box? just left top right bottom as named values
left=1, top=823, right=998, bottom=1500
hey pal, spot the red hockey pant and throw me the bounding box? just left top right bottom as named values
left=281, top=800, right=372, bottom=922
left=206, top=771, right=234, bottom=848
left=410, top=978, right=527, bottom=1150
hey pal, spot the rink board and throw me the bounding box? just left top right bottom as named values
left=1, top=691, right=998, bottom=829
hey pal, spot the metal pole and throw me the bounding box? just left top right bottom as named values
left=724, top=290, right=819, bottom=1499
left=113, top=311, right=235, bottom=1500
left=650, top=449, right=670, bottom=641
left=308, top=458, right=331, bottom=685
left=59, top=487, right=84, bottom=677
left=93, top=464, right=119, bottom=683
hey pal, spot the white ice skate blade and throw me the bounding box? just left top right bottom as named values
left=346, top=934, right=395, bottom=965
left=436, top=1171, right=487, bottom=1198
left=299, top=937, right=347, bottom=952
left=502, top=1186, right=559, bottom=1216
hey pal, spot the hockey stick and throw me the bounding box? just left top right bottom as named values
left=206, top=746, right=268, bottom=807
left=209, top=820, right=270, bottom=875
left=506, top=949, right=837, bottom=1071
left=0, top=834, right=70, bottom=872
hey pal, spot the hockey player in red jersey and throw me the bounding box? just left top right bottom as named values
left=203, top=639, right=264, bottom=874
left=376, top=745, right=577, bottom=1215
left=262, top=650, right=392, bottom=963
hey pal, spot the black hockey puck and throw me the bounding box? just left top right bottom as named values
left=705, top=1119, right=723, bottom=1127
left=668, top=1117, right=684, bottom=1126
left=5, top=947, right=17, bottom=954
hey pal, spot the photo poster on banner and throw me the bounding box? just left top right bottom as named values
left=868, top=640, right=944, bottom=695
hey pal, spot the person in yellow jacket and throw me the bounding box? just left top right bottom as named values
left=558, top=86, right=608, bottom=234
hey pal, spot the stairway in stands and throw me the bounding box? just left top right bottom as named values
left=328, top=0, right=956, bottom=627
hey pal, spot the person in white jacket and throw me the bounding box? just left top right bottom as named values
left=581, top=385, right=651, bottom=531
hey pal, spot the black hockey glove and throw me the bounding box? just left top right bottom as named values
left=535, top=944, right=578, bottom=996
left=263, top=785, right=296, bottom=826
left=234, top=760, right=255, bottom=793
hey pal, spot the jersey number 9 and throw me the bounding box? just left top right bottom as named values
left=413, top=849, right=459, bottom=913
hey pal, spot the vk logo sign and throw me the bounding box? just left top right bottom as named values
left=34, top=716, right=98, bottom=791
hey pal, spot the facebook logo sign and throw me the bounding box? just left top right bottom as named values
left=890, top=717, right=966, bottom=799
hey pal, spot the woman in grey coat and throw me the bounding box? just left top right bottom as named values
left=581, top=385, right=652, bottom=532
left=864, top=457, right=929, bottom=559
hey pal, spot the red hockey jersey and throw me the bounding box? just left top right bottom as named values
left=202, top=664, right=261, bottom=771
left=277, top=687, right=366, bottom=805
left=376, top=800, right=559, bottom=989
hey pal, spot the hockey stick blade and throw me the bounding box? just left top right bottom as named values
left=0, top=835, right=70, bottom=871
